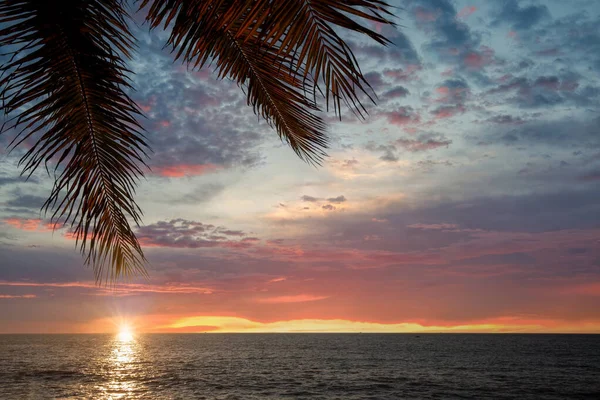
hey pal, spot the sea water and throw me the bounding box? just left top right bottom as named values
left=1, top=334, right=599, bottom=399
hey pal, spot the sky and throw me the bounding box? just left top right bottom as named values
left=1, top=0, right=600, bottom=333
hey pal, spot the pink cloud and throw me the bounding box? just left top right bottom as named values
left=371, top=21, right=384, bottom=34
left=136, top=95, right=156, bottom=113
left=563, top=283, right=600, bottom=296
left=372, top=218, right=388, bottom=223
left=256, top=295, right=329, bottom=304
left=153, top=163, right=219, bottom=177
left=383, top=65, right=421, bottom=82
left=464, top=52, right=485, bottom=68
left=434, top=85, right=469, bottom=104
left=431, top=105, right=466, bottom=119
left=457, top=6, right=477, bottom=18
left=579, top=172, right=600, bottom=181
left=464, top=46, right=494, bottom=70
left=268, top=277, right=287, bottom=283
left=414, top=7, right=438, bottom=22
left=0, top=294, right=36, bottom=299
left=192, top=68, right=212, bottom=80
left=138, top=103, right=152, bottom=113
left=3, top=218, right=50, bottom=232
left=384, top=107, right=420, bottom=126
left=0, top=281, right=214, bottom=295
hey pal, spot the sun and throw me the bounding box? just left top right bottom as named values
left=116, top=324, right=134, bottom=342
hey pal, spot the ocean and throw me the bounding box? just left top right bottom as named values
left=0, top=334, right=599, bottom=399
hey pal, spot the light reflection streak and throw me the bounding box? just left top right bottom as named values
left=96, top=333, right=143, bottom=399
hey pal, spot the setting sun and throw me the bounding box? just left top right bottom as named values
left=116, top=324, right=134, bottom=342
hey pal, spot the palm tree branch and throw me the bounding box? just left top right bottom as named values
left=0, top=0, right=149, bottom=282
left=141, top=0, right=394, bottom=160
left=224, top=31, right=328, bottom=163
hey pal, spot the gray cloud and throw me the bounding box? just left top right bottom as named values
left=301, top=195, right=319, bottom=202
left=172, top=183, right=225, bottom=205
left=327, top=195, right=347, bottom=204
left=492, top=0, right=550, bottom=31
left=412, top=0, right=480, bottom=66
left=136, top=219, right=257, bottom=249
left=0, top=174, right=39, bottom=187
left=5, top=195, right=46, bottom=210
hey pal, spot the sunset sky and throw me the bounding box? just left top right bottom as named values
left=1, top=0, right=600, bottom=333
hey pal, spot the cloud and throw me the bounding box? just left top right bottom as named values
left=152, top=164, right=219, bottom=178
left=435, top=79, right=470, bottom=102
left=353, top=27, right=421, bottom=66
left=485, top=74, right=588, bottom=108
left=382, top=65, right=422, bottom=82
left=0, top=294, right=36, bottom=299
left=126, top=33, right=266, bottom=177
left=478, top=117, right=600, bottom=150
left=430, top=79, right=469, bottom=118
left=395, top=133, right=452, bottom=152
left=364, top=142, right=399, bottom=162
left=486, top=115, right=526, bottom=125
left=301, top=195, right=319, bottom=202
left=382, top=86, right=410, bottom=100
left=327, top=195, right=347, bottom=204
left=255, top=294, right=329, bottom=304
left=0, top=174, right=38, bottom=187
left=136, top=219, right=257, bottom=249
left=463, top=46, right=495, bottom=70
left=365, top=133, right=452, bottom=162
left=173, top=183, right=225, bottom=204
left=2, top=218, right=52, bottom=232
left=300, top=195, right=346, bottom=204
left=5, top=194, right=46, bottom=209
left=431, top=104, right=466, bottom=118
left=407, top=223, right=459, bottom=230
left=492, top=0, right=550, bottom=31
left=579, top=171, right=600, bottom=181
left=0, top=280, right=214, bottom=295
left=322, top=204, right=336, bottom=211
left=383, top=107, right=421, bottom=126
left=457, top=6, right=477, bottom=19
left=412, top=0, right=480, bottom=66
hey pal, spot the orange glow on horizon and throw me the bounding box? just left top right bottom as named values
left=144, top=316, right=600, bottom=334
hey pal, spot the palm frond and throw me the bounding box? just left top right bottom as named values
left=141, top=0, right=394, bottom=162
left=0, top=0, right=149, bottom=282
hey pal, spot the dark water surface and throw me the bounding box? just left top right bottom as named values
left=1, top=334, right=599, bottom=399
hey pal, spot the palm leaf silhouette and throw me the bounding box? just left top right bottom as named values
left=0, top=0, right=148, bottom=282
left=142, top=0, right=393, bottom=161
left=1, top=0, right=393, bottom=281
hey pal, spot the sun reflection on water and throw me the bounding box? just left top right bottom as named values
left=96, top=331, right=144, bottom=399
